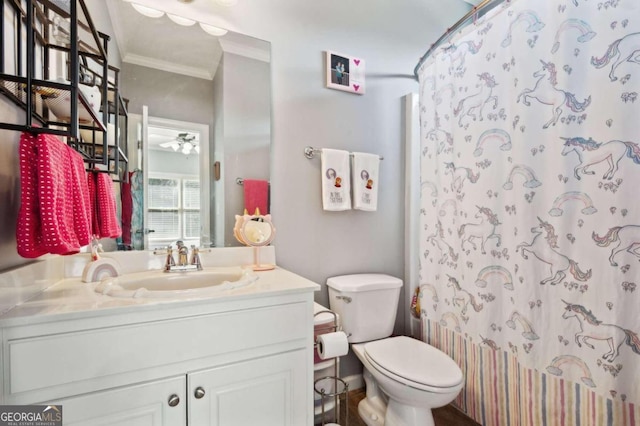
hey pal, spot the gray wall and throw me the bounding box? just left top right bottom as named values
left=202, top=0, right=469, bottom=309
left=241, top=6, right=464, bottom=308
left=121, top=63, right=214, bottom=128
left=222, top=52, right=271, bottom=246
left=0, top=98, right=25, bottom=272
left=84, top=0, right=122, bottom=70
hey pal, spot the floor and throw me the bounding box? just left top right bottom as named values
left=320, top=387, right=481, bottom=426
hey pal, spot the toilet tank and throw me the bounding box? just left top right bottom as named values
left=327, top=274, right=402, bottom=343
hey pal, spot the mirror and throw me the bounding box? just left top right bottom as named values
left=233, top=211, right=275, bottom=271
left=242, top=219, right=275, bottom=246
left=142, top=115, right=210, bottom=249
left=102, top=0, right=271, bottom=249
left=234, top=212, right=275, bottom=247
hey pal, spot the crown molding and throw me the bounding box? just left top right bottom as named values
left=123, top=53, right=214, bottom=80
left=218, top=39, right=271, bottom=63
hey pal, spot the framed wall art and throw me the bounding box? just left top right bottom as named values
left=325, top=51, right=365, bottom=95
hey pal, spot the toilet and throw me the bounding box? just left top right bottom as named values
left=327, top=274, right=463, bottom=426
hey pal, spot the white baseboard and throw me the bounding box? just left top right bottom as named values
left=343, top=373, right=364, bottom=391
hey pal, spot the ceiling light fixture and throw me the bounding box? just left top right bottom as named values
left=199, top=22, right=228, bottom=37
left=130, top=3, right=165, bottom=18
left=167, top=13, right=196, bottom=26
left=126, top=1, right=228, bottom=37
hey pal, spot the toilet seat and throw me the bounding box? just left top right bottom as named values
left=364, top=336, right=463, bottom=393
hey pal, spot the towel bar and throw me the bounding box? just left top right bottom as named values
left=304, top=146, right=384, bottom=160
left=236, top=178, right=270, bottom=185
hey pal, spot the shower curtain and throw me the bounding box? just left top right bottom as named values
left=416, top=0, right=640, bottom=424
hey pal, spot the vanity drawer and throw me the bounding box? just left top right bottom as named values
left=8, top=302, right=308, bottom=398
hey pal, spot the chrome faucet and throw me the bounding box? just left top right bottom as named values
left=163, top=241, right=203, bottom=272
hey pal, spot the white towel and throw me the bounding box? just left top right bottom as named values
left=321, top=149, right=351, bottom=211
left=352, top=152, right=380, bottom=211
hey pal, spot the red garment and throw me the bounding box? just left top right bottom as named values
left=120, top=173, right=133, bottom=245
left=120, top=172, right=133, bottom=246
left=243, top=179, right=269, bottom=215
left=89, top=172, right=122, bottom=238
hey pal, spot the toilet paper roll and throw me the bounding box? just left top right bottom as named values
left=317, top=331, right=349, bottom=360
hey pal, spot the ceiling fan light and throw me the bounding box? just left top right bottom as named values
left=130, top=3, right=165, bottom=18
left=170, top=142, right=180, bottom=151
left=167, top=13, right=196, bottom=26
left=199, top=22, right=228, bottom=37
left=194, top=145, right=200, bottom=154
left=182, top=142, right=193, bottom=154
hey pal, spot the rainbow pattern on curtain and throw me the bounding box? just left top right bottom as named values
left=423, top=319, right=640, bottom=426
left=416, top=0, right=640, bottom=423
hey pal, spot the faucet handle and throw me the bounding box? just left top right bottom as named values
left=164, top=245, right=176, bottom=271
left=190, top=245, right=203, bottom=270
left=152, top=245, right=172, bottom=255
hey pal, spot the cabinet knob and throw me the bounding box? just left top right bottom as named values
left=168, top=394, right=180, bottom=407
left=194, top=387, right=206, bottom=399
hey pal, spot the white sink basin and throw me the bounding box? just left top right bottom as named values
left=95, top=267, right=258, bottom=298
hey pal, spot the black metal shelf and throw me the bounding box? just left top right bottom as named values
left=0, top=0, right=128, bottom=180
left=0, top=73, right=107, bottom=131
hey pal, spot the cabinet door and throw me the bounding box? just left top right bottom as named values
left=49, top=376, right=186, bottom=426
left=188, top=350, right=308, bottom=426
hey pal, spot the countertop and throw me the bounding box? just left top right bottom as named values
left=0, top=266, right=320, bottom=328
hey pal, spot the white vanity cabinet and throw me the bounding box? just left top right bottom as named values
left=0, top=290, right=315, bottom=426
left=54, top=350, right=307, bottom=426
left=50, top=376, right=187, bottom=426
left=188, top=350, right=307, bottom=425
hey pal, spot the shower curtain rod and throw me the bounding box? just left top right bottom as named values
left=413, top=0, right=508, bottom=80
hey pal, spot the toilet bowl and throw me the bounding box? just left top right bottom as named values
left=327, top=274, right=464, bottom=426
left=353, top=337, right=463, bottom=426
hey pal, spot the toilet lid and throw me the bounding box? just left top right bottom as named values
left=364, top=336, right=463, bottom=388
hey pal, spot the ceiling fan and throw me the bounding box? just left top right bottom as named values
left=159, top=132, right=199, bottom=155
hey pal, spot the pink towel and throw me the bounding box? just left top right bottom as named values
left=88, top=172, right=99, bottom=237
left=37, top=133, right=91, bottom=254
left=16, top=132, right=91, bottom=257
left=16, top=133, right=47, bottom=258
left=243, top=179, right=269, bottom=215
left=90, top=172, right=122, bottom=238
left=69, top=146, right=92, bottom=247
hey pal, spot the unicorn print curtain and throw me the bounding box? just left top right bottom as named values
left=416, top=0, right=640, bottom=424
